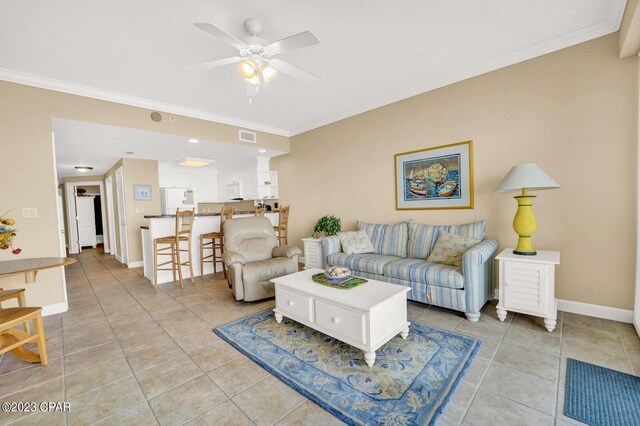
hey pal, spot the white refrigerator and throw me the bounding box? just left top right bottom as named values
left=160, top=188, right=197, bottom=215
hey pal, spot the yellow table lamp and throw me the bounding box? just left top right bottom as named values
left=495, top=163, right=560, bottom=256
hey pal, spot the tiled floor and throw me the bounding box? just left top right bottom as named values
left=0, top=248, right=638, bottom=425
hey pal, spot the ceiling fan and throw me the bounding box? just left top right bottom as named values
left=187, top=19, right=320, bottom=97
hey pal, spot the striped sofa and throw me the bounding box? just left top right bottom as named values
left=322, top=220, right=498, bottom=321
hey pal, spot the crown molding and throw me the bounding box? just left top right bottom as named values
left=0, top=68, right=292, bottom=137
left=289, top=6, right=626, bottom=136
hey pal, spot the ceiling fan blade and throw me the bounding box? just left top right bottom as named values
left=184, top=56, right=241, bottom=71
left=265, top=31, right=319, bottom=56
left=194, top=23, right=247, bottom=50
left=269, top=58, right=320, bottom=84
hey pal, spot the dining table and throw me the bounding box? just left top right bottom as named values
left=0, top=256, right=76, bottom=363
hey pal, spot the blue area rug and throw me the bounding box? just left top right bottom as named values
left=214, top=310, right=479, bottom=425
left=565, top=358, right=640, bottom=426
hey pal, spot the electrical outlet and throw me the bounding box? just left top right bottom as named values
left=22, top=207, right=37, bottom=218
left=135, top=207, right=145, bottom=214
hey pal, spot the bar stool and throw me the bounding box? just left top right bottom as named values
left=255, top=207, right=265, bottom=217
left=0, top=288, right=30, bottom=333
left=273, top=205, right=290, bottom=246
left=0, top=307, right=48, bottom=365
left=200, top=208, right=234, bottom=280
left=153, top=208, right=195, bottom=289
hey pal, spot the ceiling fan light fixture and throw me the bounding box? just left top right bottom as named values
left=260, top=63, right=276, bottom=82
left=238, top=60, right=256, bottom=79
left=245, top=74, right=260, bottom=85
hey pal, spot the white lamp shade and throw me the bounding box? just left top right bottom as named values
left=494, top=163, right=560, bottom=193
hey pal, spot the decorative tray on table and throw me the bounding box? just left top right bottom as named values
left=312, top=267, right=368, bottom=290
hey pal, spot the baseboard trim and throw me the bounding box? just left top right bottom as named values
left=42, top=301, right=68, bottom=317
left=492, top=289, right=634, bottom=323
left=127, top=261, right=143, bottom=268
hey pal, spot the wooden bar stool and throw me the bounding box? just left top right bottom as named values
left=255, top=208, right=265, bottom=217
left=200, top=208, right=234, bottom=280
left=153, top=209, right=195, bottom=289
left=0, top=288, right=29, bottom=334
left=0, top=307, right=47, bottom=365
left=273, top=205, right=290, bottom=246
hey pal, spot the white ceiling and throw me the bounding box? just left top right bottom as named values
left=52, top=118, right=285, bottom=181
left=1, top=1, right=627, bottom=136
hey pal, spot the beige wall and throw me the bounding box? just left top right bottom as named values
left=272, top=34, right=639, bottom=310
left=0, top=80, right=289, bottom=310
left=121, top=158, right=161, bottom=263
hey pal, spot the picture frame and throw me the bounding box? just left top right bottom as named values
left=395, top=140, right=474, bottom=210
left=133, top=185, right=152, bottom=201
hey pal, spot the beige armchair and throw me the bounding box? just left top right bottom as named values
left=222, top=217, right=301, bottom=301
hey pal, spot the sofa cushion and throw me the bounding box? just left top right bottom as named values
left=440, top=220, right=486, bottom=240
left=327, top=253, right=402, bottom=275
left=427, top=232, right=480, bottom=267
left=357, top=221, right=408, bottom=258
left=383, top=258, right=464, bottom=289
left=338, top=231, right=375, bottom=255
left=407, top=222, right=439, bottom=259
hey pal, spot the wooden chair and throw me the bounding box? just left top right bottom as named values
left=200, top=208, right=234, bottom=280
left=0, top=307, right=47, bottom=365
left=153, top=208, right=195, bottom=289
left=255, top=208, right=265, bottom=217
left=0, top=288, right=29, bottom=334
left=273, top=205, right=290, bottom=246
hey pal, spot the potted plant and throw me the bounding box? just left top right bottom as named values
left=312, top=215, right=341, bottom=238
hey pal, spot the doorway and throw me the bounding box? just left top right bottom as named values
left=64, top=181, right=108, bottom=254
left=105, top=175, right=117, bottom=257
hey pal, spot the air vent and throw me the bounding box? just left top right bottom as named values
left=239, top=129, right=257, bottom=143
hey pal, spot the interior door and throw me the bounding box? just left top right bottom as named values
left=76, top=196, right=97, bottom=248
left=115, top=167, right=128, bottom=264
left=57, top=193, right=66, bottom=256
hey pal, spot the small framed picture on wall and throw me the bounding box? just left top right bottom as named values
left=133, top=185, right=152, bottom=201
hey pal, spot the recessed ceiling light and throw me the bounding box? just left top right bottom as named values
left=125, top=151, right=135, bottom=155
left=258, top=149, right=267, bottom=153
left=75, top=166, right=93, bottom=173
left=178, top=157, right=215, bottom=167
left=188, top=138, right=199, bottom=144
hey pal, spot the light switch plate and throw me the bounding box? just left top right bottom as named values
left=22, top=207, right=37, bottom=218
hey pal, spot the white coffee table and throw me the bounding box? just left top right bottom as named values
left=272, top=268, right=410, bottom=367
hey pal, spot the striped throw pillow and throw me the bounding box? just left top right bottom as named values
left=441, top=221, right=486, bottom=240
left=357, top=221, right=408, bottom=258
left=407, top=222, right=439, bottom=259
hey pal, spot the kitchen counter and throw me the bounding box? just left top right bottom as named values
left=141, top=211, right=279, bottom=285
left=143, top=210, right=279, bottom=219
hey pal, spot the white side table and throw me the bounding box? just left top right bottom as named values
left=496, top=248, right=560, bottom=332
left=302, top=237, right=323, bottom=270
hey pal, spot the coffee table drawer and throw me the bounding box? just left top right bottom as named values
left=315, top=300, right=366, bottom=344
left=276, top=288, right=313, bottom=322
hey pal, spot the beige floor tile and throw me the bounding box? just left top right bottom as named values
left=0, top=352, right=38, bottom=375
left=460, top=355, right=491, bottom=387
left=189, top=338, right=243, bottom=373
left=563, top=323, right=621, bottom=346
left=455, top=316, right=509, bottom=340
left=136, top=354, right=203, bottom=398
left=556, top=382, right=589, bottom=425
left=561, top=338, right=633, bottom=375
left=68, top=376, right=146, bottom=426
left=64, top=341, right=125, bottom=374
left=494, top=343, right=559, bottom=381
left=65, top=357, right=133, bottom=398
left=480, top=363, right=557, bottom=415
left=463, top=389, right=554, bottom=426
left=63, top=329, right=117, bottom=356
left=414, top=307, right=464, bottom=331
left=95, top=402, right=158, bottom=425
left=454, top=329, right=501, bottom=360
left=276, top=400, right=346, bottom=426
left=118, top=328, right=172, bottom=355
left=150, top=375, right=228, bottom=425
left=407, top=302, right=428, bottom=320
left=0, top=358, right=63, bottom=398
left=126, top=339, right=185, bottom=373
left=232, top=376, right=306, bottom=426
left=562, top=312, right=619, bottom=332
left=9, top=410, right=66, bottom=426
left=186, top=399, right=253, bottom=426
left=208, top=356, right=271, bottom=396
left=439, top=381, right=477, bottom=424
left=503, top=324, right=561, bottom=355
left=0, top=378, right=64, bottom=424
left=511, top=312, right=562, bottom=333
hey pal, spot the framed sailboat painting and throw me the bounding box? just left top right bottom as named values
left=395, top=141, right=474, bottom=210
